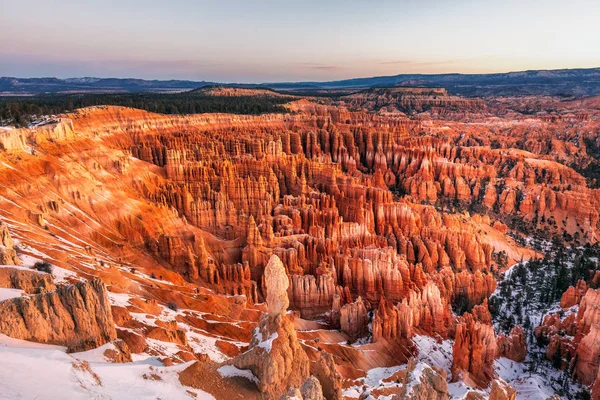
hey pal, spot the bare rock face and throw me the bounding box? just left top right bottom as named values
left=339, top=296, right=369, bottom=340
left=496, top=326, right=527, bottom=362
left=577, top=288, right=600, bottom=336
left=575, top=324, right=600, bottom=386
left=229, top=254, right=310, bottom=399
left=265, top=255, right=289, bottom=317
left=451, top=312, right=497, bottom=388
left=372, top=282, right=453, bottom=341
left=281, top=377, right=324, bottom=400
left=0, top=266, right=56, bottom=294
left=0, top=279, right=117, bottom=352
left=310, top=351, right=343, bottom=400
left=103, top=338, right=133, bottom=363
left=592, top=367, right=600, bottom=400
left=488, top=379, right=516, bottom=400
left=0, top=222, right=20, bottom=265
left=299, top=376, right=325, bottom=400
left=394, top=358, right=449, bottom=400
left=561, top=280, right=588, bottom=309
left=281, top=388, right=303, bottom=400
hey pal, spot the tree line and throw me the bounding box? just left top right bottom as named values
left=0, top=91, right=296, bottom=127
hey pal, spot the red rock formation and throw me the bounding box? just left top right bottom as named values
left=394, top=358, right=449, bottom=400
left=310, top=351, right=343, bottom=400
left=489, top=379, right=517, bottom=400
left=572, top=289, right=600, bottom=387
left=577, top=288, right=600, bottom=336
left=339, top=296, right=369, bottom=340
left=496, top=326, right=527, bottom=362
left=561, top=280, right=588, bottom=309
left=372, top=281, right=453, bottom=341
left=229, top=254, right=310, bottom=398
left=0, top=279, right=117, bottom=352
left=0, top=266, right=56, bottom=294
left=576, top=323, right=600, bottom=386
left=452, top=312, right=497, bottom=388
left=2, top=99, right=600, bottom=396
left=0, top=221, right=20, bottom=265
left=534, top=312, right=578, bottom=368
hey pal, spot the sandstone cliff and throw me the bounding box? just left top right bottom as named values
left=0, top=266, right=56, bottom=294
left=452, top=311, right=497, bottom=388
left=0, top=279, right=117, bottom=352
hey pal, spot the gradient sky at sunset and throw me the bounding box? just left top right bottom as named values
left=2, top=0, right=599, bottom=83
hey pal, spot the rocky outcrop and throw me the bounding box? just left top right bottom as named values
left=575, top=324, right=600, bottom=386
left=535, top=288, right=600, bottom=387
left=570, top=289, right=600, bottom=386
left=496, top=326, right=527, bottom=362
left=452, top=312, right=497, bottom=388
left=339, top=296, right=369, bottom=340
left=561, top=280, right=588, bottom=309
left=577, top=288, right=600, bottom=336
left=103, top=338, right=133, bottom=363
left=282, top=376, right=325, bottom=400
left=372, top=282, right=453, bottom=341
left=489, top=379, right=516, bottom=400
left=0, top=266, right=56, bottom=294
left=310, top=351, right=343, bottom=400
left=0, top=279, right=117, bottom=352
left=229, top=254, right=310, bottom=398
left=0, top=222, right=20, bottom=266
left=264, top=255, right=289, bottom=317
left=534, top=312, right=577, bottom=369
left=394, top=358, right=449, bottom=400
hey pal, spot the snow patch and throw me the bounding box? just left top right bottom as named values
left=217, top=365, right=259, bottom=385
left=0, top=288, right=25, bottom=301
left=108, top=292, right=132, bottom=307
left=0, top=334, right=213, bottom=399
left=257, top=331, right=278, bottom=353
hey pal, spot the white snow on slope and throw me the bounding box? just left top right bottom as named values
left=413, top=335, right=453, bottom=375
left=342, top=365, right=406, bottom=398
left=0, top=264, right=43, bottom=274
left=217, top=365, right=258, bottom=384
left=0, top=287, right=25, bottom=301
left=0, top=334, right=213, bottom=400
left=496, top=358, right=563, bottom=400
left=257, top=331, right=278, bottom=353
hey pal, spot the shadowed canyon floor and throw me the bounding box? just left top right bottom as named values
left=1, top=89, right=600, bottom=399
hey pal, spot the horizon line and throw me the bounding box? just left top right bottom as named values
left=3, top=65, right=600, bottom=86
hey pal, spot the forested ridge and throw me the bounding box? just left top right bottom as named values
left=0, top=91, right=295, bottom=127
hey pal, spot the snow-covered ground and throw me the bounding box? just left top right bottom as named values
left=496, top=358, right=562, bottom=400
left=217, top=365, right=258, bottom=384
left=489, top=251, right=591, bottom=399
left=340, top=327, right=567, bottom=398
left=0, top=287, right=24, bottom=301
left=342, top=365, right=406, bottom=399
left=0, top=334, right=213, bottom=400
left=412, top=335, right=452, bottom=375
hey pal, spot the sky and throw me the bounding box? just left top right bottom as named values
left=1, top=0, right=599, bottom=83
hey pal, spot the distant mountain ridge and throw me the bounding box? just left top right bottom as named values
left=2, top=66, right=600, bottom=97
left=272, top=67, right=600, bottom=97
left=0, top=77, right=216, bottom=94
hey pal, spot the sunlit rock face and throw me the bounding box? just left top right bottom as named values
left=0, top=279, right=117, bottom=352
left=228, top=254, right=312, bottom=399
